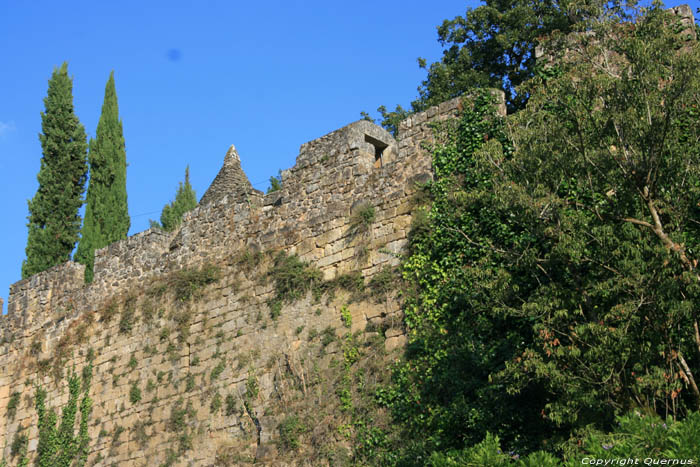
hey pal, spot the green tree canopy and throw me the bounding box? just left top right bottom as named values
left=412, top=0, right=579, bottom=113
left=22, top=63, right=88, bottom=279
left=267, top=170, right=282, bottom=194
left=156, top=166, right=197, bottom=232
left=75, top=71, right=130, bottom=283
left=378, top=3, right=700, bottom=463
left=375, top=0, right=638, bottom=134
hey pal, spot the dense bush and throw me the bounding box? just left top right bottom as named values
left=375, top=5, right=700, bottom=464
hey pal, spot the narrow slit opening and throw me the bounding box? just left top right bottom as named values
left=364, top=134, right=388, bottom=167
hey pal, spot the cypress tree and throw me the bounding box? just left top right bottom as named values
left=75, top=71, right=130, bottom=282
left=22, top=63, right=88, bottom=279
left=159, top=166, right=197, bottom=232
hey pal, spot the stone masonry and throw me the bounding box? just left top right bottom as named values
left=0, top=94, right=504, bottom=466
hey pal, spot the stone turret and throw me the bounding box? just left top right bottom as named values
left=199, top=144, right=260, bottom=206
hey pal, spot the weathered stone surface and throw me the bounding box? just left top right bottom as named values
left=0, top=93, right=508, bottom=465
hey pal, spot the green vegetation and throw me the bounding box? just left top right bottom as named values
left=269, top=251, right=323, bottom=303
left=210, top=359, right=226, bottom=382
left=169, top=263, right=221, bottom=302
left=167, top=398, right=196, bottom=454
left=210, top=391, right=222, bottom=413
left=129, top=382, right=142, bottom=404
left=128, top=353, right=138, bottom=370
left=34, top=362, right=92, bottom=466
left=245, top=372, right=259, bottom=401
left=267, top=253, right=372, bottom=318
left=367, top=0, right=583, bottom=134
left=154, top=166, right=197, bottom=232
left=112, top=425, right=124, bottom=444
left=340, top=305, right=352, bottom=328
left=429, top=412, right=700, bottom=465
left=7, top=391, right=20, bottom=420
left=10, top=428, right=28, bottom=466
left=118, top=296, right=137, bottom=334
left=367, top=267, right=400, bottom=302
left=133, top=420, right=150, bottom=448
left=23, top=63, right=88, bottom=278
left=225, top=393, right=237, bottom=416
left=350, top=203, right=375, bottom=234
left=370, top=4, right=700, bottom=464
left=412, top=0, right=576, bottom=113
left=321, top=326, right=336, bottom=347
left=267, top=170, right=283, bottom=193
left=75, top=71, right=129, bottom=283
left=278, top=415, right=307, bottom=451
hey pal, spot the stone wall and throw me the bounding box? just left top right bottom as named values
left=0, top=93, right=504, bottom=466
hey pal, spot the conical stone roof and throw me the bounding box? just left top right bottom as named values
left=199, top=145, right=257, bottom=206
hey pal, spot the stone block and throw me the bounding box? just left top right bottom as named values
left=385, top=334, right=407, bottom=352
left=317, top=251, right=343, bottom=268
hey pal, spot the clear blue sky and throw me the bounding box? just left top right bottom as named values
left=1, top=1, right=697, bottom=314
left=0, top=0, right=476, bottom=313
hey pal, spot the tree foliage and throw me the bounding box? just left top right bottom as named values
left=75, top=71, right=130, bottom=282
left=374, top=0, right=641, bottom=134
left=23, top=63, right=88, bottom=279
left=428, top=411, right=700, bottom=465
left=156, top=166, right=197, bottom=232
left=413, top=0, right=577, bottom=113
left=378, top=4, right=700, bottom=463
left=267, top=170, right=282, bottom=193
left=502, top=2, right=700, bottom=426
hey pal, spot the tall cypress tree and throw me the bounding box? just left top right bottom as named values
left=22, top=63, right=88, bottom=279
left=158, top=166, right=197, bottom=232
left=75, top=71, right=130, bottom=282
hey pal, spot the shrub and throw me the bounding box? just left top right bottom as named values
left=367, top=267, right=400, bottom=301
left=321, top=326, right=336, bottom=347
left=278, top=415, right=307, bottom=451
left=101, top=300, right=119, bottom=323
left=119, top=296, right=137, bottom=334
left=129, top=382, right=142, bottom=404
left=7, top=391, right=20, bottom=420
left=185, top=374, right=195, bottom=392
left=170, top=264, right=221, bottom=302
left=10, top=430, right=28, bottom=458
left=225, top=393, right=237, bottom=416
left=341, top=305, right=352, bottom=328
left=269, top=252, right=322, bottom=303
left=268, top=299, right=282, bottom=320
left=211, top=359, right=226, bottom=382
left=245, top=373, right=259, bottom=400
left=320, top=271, right=366, bottom=302
left=210, top=391, right=222, bottom=414
left=351, top=203, right=375, bottom=234
left=308, top=328, right=319, bottom=341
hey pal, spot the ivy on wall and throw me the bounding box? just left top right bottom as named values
left=35, top=361, right=93, bottom=467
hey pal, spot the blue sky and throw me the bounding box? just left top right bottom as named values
left=0, top=0, right=476, bottom=312
left=1, top=1, right=698, bottom=313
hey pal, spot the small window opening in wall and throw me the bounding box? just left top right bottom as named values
left=364, top=134, right=388, bottom=167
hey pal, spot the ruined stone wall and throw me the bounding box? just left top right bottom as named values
left=0, top=94, right=503, bottom=466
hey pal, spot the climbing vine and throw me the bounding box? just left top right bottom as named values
left=35, top=360, right=93, bottom=467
